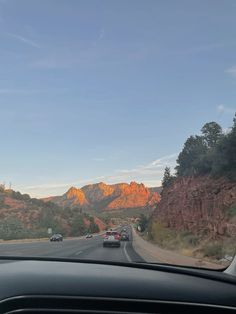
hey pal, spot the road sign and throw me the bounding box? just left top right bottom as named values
left=48, top=228, right=52, bottom=234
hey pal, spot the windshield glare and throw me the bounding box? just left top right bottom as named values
left=0, top=0, right=235, bottom=270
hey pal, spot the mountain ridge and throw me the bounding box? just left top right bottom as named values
left=44, top=181, right=161, bottom=212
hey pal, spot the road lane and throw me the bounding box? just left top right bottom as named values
left=0, top=228, right=144, bottom=263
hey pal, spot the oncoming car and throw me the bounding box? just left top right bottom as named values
left=50, top=234, right=63, bottom=242
left=120, top=232, right=129, bottom=241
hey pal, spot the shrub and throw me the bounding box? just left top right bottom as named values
left=227, top=204, right=236, bottom=218
left=202, top=243, right=223, bottom=259
left=148, top=221, right=176, bottom=247
left=179, top=231, right=199, bottom=247
left=71, top=215, right=86, bottom=236
left=0, top=216, right=27, bottom=240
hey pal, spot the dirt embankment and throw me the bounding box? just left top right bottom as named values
left=132, top=227, right=222, bottom=269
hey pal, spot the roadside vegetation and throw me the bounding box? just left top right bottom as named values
left=0, top=188, right=100, bottom=240
left=166, top=113, right=236, bottom=182
left=142, top=220, right=235, bottom=263
left=146, top=221, right=199, bottom=251
left=141, top=113, right=236, bottom=263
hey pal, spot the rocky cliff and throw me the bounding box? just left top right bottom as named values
left=152, top=176, right=236, bottom=238
left=48, top=181, right=161, bottom=212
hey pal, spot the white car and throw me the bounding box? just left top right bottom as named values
left=103, top=235, right=120, bottom=248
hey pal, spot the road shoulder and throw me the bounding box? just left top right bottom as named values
left=132, top=227, right=221, bottom=269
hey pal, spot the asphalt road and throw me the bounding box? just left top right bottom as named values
left=0, top=228, right=144, bottom=263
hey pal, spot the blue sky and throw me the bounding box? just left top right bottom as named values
left=0, top=0, right=235, bottom=197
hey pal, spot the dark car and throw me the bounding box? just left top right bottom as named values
left=120, top=233, right=129, bottom=241
left=50, top=234, right=63, bottom=242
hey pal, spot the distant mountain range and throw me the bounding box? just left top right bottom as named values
left=44, top=181, right=161, bottom=212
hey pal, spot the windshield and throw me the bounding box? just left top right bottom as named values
left=0, top=0, right=235, bottom=270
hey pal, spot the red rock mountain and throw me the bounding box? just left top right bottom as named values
left=152, top=176, right=236, bottom=237
left=48, top=181, right=161, bottom=211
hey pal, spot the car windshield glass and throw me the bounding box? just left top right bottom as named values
left=0, top=0, right=235, bottom=270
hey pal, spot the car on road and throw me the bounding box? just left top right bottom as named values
left=103, top=235, right=121, bottom=247
left=120, top=232, right=129, bottom=241
left=50, top=234, right=63, bottom=242
left=85, top=234, right=93, bottom=239
left=104, top=231, right=121, bottom=240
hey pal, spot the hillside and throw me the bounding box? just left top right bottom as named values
left=152, top=176, right=236, bottom=237
left=0, top=187, right=104, bottom=240
left=46, top=181, right=161, bottom=212
left=147, top=115, right=236, bottom=262
left=149, top=175, right=236, bottom=262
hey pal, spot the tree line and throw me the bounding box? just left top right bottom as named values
left=162, top=113, right=236, bottom=188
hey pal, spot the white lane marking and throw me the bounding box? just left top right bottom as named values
left=123, top=242, right=132, bottom=262
left=75, top=250, right=83, bottom=256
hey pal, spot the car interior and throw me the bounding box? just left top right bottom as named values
left=0, top=254, right=236, bottom=313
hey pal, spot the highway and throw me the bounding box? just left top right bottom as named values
left=0, top=228, right=144, bottom=263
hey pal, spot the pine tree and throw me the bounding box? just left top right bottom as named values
left=162, top=167, right=174, bottom=188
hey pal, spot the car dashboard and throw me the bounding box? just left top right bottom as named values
left=0, top=257, right=236, bottom=314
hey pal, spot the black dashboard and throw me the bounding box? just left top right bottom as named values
left=0, top=257, right=236, bottom=313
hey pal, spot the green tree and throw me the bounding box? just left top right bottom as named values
left=0, top=216, right=27, bottom=240
left=138, top=213, right=148, bottom=232
left=212, top=114, right=236, bottom=180
left=162, top=167, right=174, bottom=188
left=201, top=122, right=222, bottom=148
left=71, top=214, right=86, bottom=236
left=175, top=135, right=208, bottom=176
left=88, top=222, right=99, bottom=233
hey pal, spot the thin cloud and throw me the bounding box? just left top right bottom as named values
left=92, top=157, right=106, bottom=162
left=0, top=89, right=41, bottom=95
left=0, top=88, right=68, bottom=95
left=20, top=153, right=177, bottom=197
left=225, top=65, right=236, bottom=77
left=22, top=176, right=106, bottom=191
left=217, top=105, right=235, bottom=115
left=146, top=153, right=178, bottom=169
left=6, top=32, right=40, bottom=49
left=98, top=28, right=105, bottom=41
left=113, top=153, right=177, bottom=180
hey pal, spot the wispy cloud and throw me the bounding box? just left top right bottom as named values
left=180, top=42, right=226, bottom=55
left=225, top=65, right=236, bottom=77
left=98, top=28, right=105, bottom=41
left=111, top=153, right=177, bottom=182
left=217, top=104, right=235, bottom=115
left=0, top=88, right=41, bottom=95
left=0, top=88, right=68, bottom=95
left=92, top=157, right=106, bottom=162
left=6, top=32, right=40, bottom=49
left=20, top=153, right=177, bottom=197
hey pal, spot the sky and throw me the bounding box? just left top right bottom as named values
left=0, top=0, right=235, bottom=197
